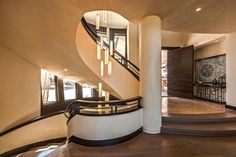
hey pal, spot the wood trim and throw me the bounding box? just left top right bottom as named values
left=162, top=47, right=180, bottom=51
left=194, top=54, right=226, bottom=61
left=67, top=107, right=142, bottom=123
left=225, top=105, right=236, bottom=111
left=68, top=127, right=143, bottom=147
left=68, top=96, right=141, bottom=105
left=0, top=111, right=64, bottom=137
left=0, top=137, right=66, bottom=157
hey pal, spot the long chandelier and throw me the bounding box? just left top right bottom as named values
left=96, top=11, right=113, bottom=77
left=96, top=11, right=113, bottom=103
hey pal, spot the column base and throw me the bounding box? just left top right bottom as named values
left=143, top=129, right=161, bottom=134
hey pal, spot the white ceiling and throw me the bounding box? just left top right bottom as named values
left=84, top=11, right=129, bottom=29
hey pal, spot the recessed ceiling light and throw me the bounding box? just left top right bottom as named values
left=196, top=8, right=202, bottom=12
left=64, top=68, right=68, bottom=72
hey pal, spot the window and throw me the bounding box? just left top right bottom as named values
left=82, top=84, right=93, bottom=98
left=114, top=35, right=126, bottom=57
left=63, top=79, right=76, bottom=100
left=41, top=70, right=57, bottom=105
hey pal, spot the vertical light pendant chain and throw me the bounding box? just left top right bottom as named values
left=96, top=11, right=114, bottom=102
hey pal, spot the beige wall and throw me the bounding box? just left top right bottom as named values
left=0, top=114, right=66, bottom=154
left=0, top=44, right=40, bottom=131
left=194, top=39, right=226, bottom=60
left=128, top=24, right=189, bottom=68
left=128, top=22, right=139, bottom=67
left=226, top=32, right=236, bottom=107
left=161, top=30, right=186, bottom=47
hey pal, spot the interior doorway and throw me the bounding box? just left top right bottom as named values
left=161, top=50, right=168, bottom=97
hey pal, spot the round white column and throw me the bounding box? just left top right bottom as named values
left=139, top=16, right=162, bottom=134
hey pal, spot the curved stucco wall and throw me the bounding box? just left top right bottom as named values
left=68, top=109, right=142, bottom=140
left=76, top=22, right=139, bottom=99
left=0, top=114, right=67, bottom=154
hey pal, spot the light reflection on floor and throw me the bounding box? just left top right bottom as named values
left=162, top=97, right=227, bottom=114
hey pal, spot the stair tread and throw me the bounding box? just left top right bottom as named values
left=162, top=111, right=236, bottom=124
left=162, top=122, right=236, bottom=131
left=163, top=111, right=236, bottom=119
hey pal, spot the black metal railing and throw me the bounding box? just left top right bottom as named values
left=64, top=96, right=142, bottom=119
left=81, top=17, right=140, bottom=80
left=194, top=83, right=226, bottom=103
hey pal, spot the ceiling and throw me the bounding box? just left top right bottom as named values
left=84, top=11, right=129, bottom=29
left=68, top=0, right=236, bottom=33
left=0, top=0, right=235, bottom=92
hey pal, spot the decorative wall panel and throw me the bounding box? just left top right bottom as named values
left=195, top=55, right=226, bottom=83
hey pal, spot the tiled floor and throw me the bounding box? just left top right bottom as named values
left=162, top=97, right=227, bottom=114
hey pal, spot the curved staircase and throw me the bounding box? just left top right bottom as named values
left=76, top=18, right=139, bottom=99
left=161, top=111, right=236, bottom=136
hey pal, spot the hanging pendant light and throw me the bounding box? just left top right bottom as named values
left=105, top=91, right=110, bottom=108
left=98, top=82, right=102, bottom=97
left=106, top=27, right=110, bottom=42
left=97, top=44, right=101, bottom=60
left=108, top=61, right=112, bottom=75
left=98, top=104, right=102, bottom=113
left=109, top=40, right=113, bottom=56
left=104, top=49, right=109, bottom=64
left=100, top=60, right=104, bottom=76
left=96, top=13, right=100, bottom=30
left=100, top=35, right=104, bottom=49
left=105, top=91, right=109, bottom=101
left=103, top=11, right=107, bottom=23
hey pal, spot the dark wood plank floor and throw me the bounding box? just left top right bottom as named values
left=18, top=133, right=236, bottom=157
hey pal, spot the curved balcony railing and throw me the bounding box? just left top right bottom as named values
left=81, top=17, right=140, bottom=80
left=64, top=96, right=142, bottom=119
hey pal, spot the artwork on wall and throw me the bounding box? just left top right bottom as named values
left=195, top=55, right=226, bottom=83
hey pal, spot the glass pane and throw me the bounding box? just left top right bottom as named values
left=114, top=35, right=126, bottom=57
left=41, top=70, right=57, bottom=105
left=64, top=80, right=76, bottom=100
left=82, top=85, right=93, bottom=98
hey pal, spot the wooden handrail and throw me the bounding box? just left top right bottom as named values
left=68, top=96, right=141, bottom=105
left=65, top=96, right=142, bottom=119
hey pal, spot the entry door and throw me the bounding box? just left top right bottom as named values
left=167, top=46, right=194, bottom=99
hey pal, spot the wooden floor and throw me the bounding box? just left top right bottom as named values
left=162, top=97, right=228, bottom=114
left=18, top=133, right=236, bottom=157
left=13, top=97, right=236, bottom=157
